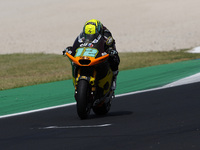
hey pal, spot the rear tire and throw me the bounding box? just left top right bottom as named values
left=76, top=80, right=91, bottom=119
left=93, top=99, right=111, bottom=115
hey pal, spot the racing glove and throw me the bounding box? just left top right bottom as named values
left=63, top=46, right=72, bottom=55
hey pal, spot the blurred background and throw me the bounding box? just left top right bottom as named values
left=0, top=0, right=200, bottom=54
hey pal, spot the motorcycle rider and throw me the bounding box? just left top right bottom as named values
left=64, top=19, right=120, bottom=90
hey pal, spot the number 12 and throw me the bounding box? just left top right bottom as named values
left=75, top=48, right=98, bottom=57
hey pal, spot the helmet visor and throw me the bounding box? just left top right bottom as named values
left=84, top=33, right=99, bottom=42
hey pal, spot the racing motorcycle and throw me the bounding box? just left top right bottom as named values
left=64, top=33, right=114, bottom=119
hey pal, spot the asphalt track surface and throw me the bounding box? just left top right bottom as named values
left=1, top=82, right=200, bottom=150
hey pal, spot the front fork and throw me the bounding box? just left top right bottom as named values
left=74, top=68, right=97, bottom=101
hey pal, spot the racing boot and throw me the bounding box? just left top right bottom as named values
left=111, top=70, right=118, bottom=91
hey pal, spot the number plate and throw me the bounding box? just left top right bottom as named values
left=75, top=48, right=99, bottom=58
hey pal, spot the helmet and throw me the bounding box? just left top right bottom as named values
left=83, top=19, right=103, bottom=35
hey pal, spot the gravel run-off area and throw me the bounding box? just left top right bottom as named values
left=1, top=0, right=200, bottom=54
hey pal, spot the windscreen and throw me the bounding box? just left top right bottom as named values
left=73, top=33, right=106, bottom=58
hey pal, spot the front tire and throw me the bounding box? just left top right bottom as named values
left=76, top=80, right=91, bottom=119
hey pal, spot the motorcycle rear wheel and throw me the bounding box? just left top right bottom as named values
left=93, top=100, right=111, bottom=115
left=76, top=80, right=91, bottom=119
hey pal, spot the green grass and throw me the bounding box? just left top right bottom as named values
left=119, top=50, right=200, bottom=70
left=1, top=50, right=200, bottom=90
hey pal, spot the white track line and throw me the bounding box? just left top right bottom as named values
left=0, top=103, right=76, bottom=119
left=38, top=124, right=112, bottom=129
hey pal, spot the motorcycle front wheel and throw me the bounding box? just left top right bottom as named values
left=76, top=80, right=91, bottom=119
